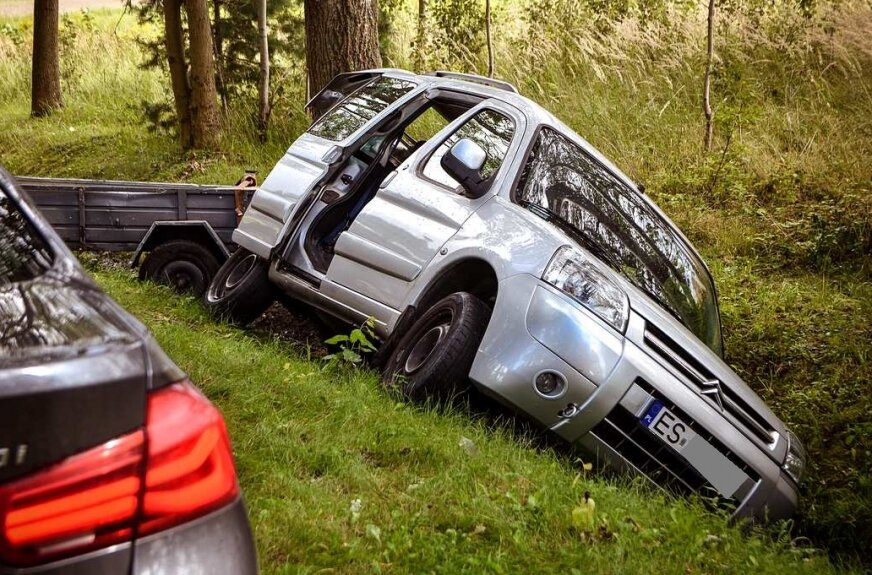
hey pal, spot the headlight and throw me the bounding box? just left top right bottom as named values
left=542, top=246, right=630, bottom=333
left=783, top=429, right=806, bottom=484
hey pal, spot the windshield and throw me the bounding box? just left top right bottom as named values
left=516, top=128, right=723, bottom=355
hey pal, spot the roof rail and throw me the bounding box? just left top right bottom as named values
left=426, top=71, right=519, bottom=94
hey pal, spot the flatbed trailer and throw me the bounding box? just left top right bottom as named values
left=17, top=175, right=253, bottom=296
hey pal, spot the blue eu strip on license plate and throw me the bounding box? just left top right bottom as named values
left=641, top=400, right=664, bottom=427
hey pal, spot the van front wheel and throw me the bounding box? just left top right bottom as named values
left=204, top=248, right=275, bottom=326
left=383, top=292, right=490, bottom=402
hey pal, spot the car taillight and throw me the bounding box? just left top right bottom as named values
left=0, top=380, right=239, bottom=567
left=140, top=380, right=239, bottom=535
left=0, top=431, right=144, bottom=566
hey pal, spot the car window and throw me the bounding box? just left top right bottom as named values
left=0, top=188, right=53, bottom=286
left=404, top=107, right=451, bottom=144
left=308, top=77, right=417, bottom=142
left=515, top=128, right=723, bottom=355
left=421, top=109, right=515, bottom=191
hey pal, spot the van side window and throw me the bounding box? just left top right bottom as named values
left=308, top=77, right=417, bottom=142
left=421, top=109, right=515, bottom=192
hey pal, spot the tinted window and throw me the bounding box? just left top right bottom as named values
left=421, top=109, right=514, bottom=190
left=308, top=77, right=417, bottom=142
left=0, top=189, right=134, bottom=361
left=516, top=128, right=722, bottom=354
left=0, top=189, right=53, bottom=285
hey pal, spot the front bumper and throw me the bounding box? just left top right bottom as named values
left=469, top=273, right=798, bottom=520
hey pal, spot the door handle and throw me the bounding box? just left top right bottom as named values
left=379, top=171, right=397, bottom=189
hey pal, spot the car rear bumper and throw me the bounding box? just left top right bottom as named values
left=133, top=497, right=257, bottom=575
left=0, top=499, right=257, bottom=575
left=470, top=273, right=797, bottom=520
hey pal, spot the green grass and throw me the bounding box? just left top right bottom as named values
left=2, top=2, right=871, bottom=569
left=91, top=268, right=838, bottom=574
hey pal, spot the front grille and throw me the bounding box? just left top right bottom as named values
left=643, top=324, right=777, bottom=447
left=590, top=379, right=759, bottom=503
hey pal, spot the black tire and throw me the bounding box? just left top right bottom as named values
left=139, top=240, right=220, bottom=298
left=204, top=247, right=276, bottom=326
left=383, top=292, right=490, bottom=402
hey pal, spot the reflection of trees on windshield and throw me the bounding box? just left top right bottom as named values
left=308, top=77, right=417, bottom=142
left=0, top=193, right=52, bottom=284
left=517, top=128, right=722, bottom=354
left=423, top=109, right=514, bottom=188
left=0, top=191, right=131, bottom=360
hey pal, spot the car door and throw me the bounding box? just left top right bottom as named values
left=232, top=74, right=421, bottom=259
left=321, top=100, right=525, bottom=317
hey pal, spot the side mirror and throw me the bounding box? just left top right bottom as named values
left=440, top=138, right=489, bottom=198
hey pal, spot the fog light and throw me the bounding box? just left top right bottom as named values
left=534, top=371, right=567, bottom=398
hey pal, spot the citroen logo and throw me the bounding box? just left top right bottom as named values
left=699, top=379, right=725, bottom=411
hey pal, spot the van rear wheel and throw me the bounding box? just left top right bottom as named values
left=204, top=248, right=275, bottom=326
left=383, top=292, right=490, bottom=402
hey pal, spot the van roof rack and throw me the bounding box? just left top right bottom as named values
left=426, top=71, right=519, bottom=94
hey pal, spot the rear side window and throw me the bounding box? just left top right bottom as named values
left=308, top=77, right=417, bottom=142
left=421, top=109, right=515, bottom=191
left=0, top=189, right=53, bottom=285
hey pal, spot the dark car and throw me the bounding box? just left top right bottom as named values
left=0, top=167, right=257, bottom=574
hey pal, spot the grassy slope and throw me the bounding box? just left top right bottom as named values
left=2, top=3, right=871, bottom=569
left=93, top=268, right=834, bottom=575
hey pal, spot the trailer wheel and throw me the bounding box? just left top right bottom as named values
left=204, top=247, right=275, bottom=326
left=139, top=239, right=219, bottom=298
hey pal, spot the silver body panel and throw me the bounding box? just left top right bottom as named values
left=240, top=70, right=800, bottom=519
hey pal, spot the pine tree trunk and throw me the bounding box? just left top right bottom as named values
left=257, top=0, right=271, bottom=142
left=163, top=0, right=192, bottom=148
left=703, top=0, right=715, bottom=152
left=485, top=0, right=493, bottom=77
left=186, top=0, right=222, bottom=148
left=213, top=0, right=228, bottom=111
left=31, top=0, right=62, bottom=116
left=304, top=0, right=383, bottom=97
left=412, top=0, right=427, bottom=72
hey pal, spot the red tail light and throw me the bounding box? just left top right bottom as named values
left=0, top=431, right=144, bottom=566
left=140, top=381, right=239, bottom=535
left=0, top=380, right=239, bottom=567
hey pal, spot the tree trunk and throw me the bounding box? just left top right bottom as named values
left=31, top=0, right=62, bottom=116
left=412, top=0, right=427, bottom=72
left=163, top=0, right=192, bottom=147
left=304, top=0, right=382, bottom=98
left=485, top=0, right=493, bottom=78
left=703, top=0, right=715, bottom=152
left=186, top=0, right=222, bottom=148
left=213, top=0, right=228, bottom=111
left=257, top=0, right=270, bottom=141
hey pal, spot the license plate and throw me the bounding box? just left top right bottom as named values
left=640, top=400, right=696, bottom=452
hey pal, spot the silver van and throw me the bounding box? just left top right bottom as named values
left=205, top=69, right=805, bottom=520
